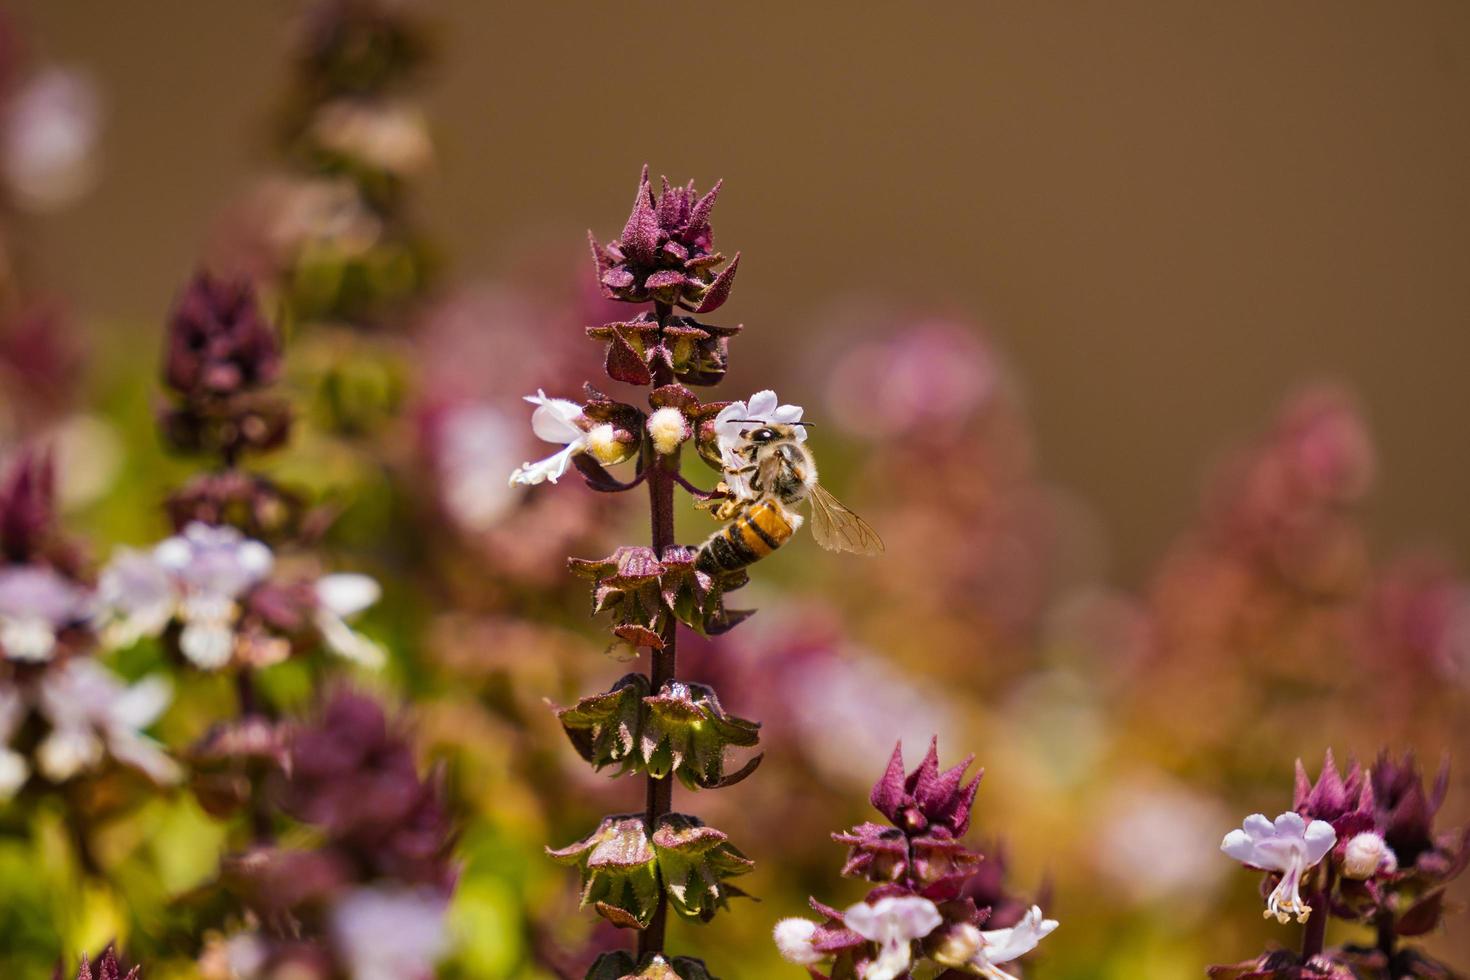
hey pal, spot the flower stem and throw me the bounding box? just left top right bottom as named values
left=1300, top=888, right=1328, bottom=959
left=1375, top=911, right=1396, bottom=957
left=639, top=301, right=678, bottom=959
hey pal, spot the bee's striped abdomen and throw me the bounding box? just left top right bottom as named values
left=697, top=500, right=796, bottom=573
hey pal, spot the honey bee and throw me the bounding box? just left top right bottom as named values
left=697, top=422, right=884, bottom=574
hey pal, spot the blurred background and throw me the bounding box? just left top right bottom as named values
left=0, top=1, right=1467, bottom=978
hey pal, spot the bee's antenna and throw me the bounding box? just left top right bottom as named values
left=733, top=419, right=815, bottom=427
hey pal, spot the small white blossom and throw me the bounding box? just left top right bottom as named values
left=1221, top=811, right=1336, bottom=923
left=331, top=886, right=449, bottom=980
left=1342, top=831, right=1394, bottom=880
left=712, top=390, right=805, bottom=499
left=435, top=402, right=520, bottom=531
left=966, top=905, right=1059, bottom=980
left=34, top=659, right=179, bottom=784
left=773, top=916, right=824, bottom=966
left=0, top=565, right=94, bottom=662
left=842, top=895, right=943, bottom=980
left=646, top=406, right=690, bottom=456
left=314, top=573, right=387, bottom=668
left=100, top=523, right=273, bottom=670
left=508, top=390, right=619, bottom=486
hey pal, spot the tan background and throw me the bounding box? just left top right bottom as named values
left=12, top=1, right=1470, bottom=582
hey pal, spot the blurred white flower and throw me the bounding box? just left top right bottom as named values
left=1095, top=776, right=1230, bottom=908
left=0, top=564, right=94, bottom=662
left=314, top=573, right=386, bottom=668
left=2, top=67, right=102, bottom=212
left=436, top=402, right=520, bottom=530
left=1222, top=811, right=1336, bottom=923
left=311, top=98, right=432, bottom=176
left=843, top=895, right=942, bottom=980
left=100, top=523, right=273, bottom=669
left=34, top=658, right=178, bottom=784
left=713, top=390, right=804, bottom=499
left=331, top=886, right=449, bottom=980
left=0, top=687, right=28, bottom=799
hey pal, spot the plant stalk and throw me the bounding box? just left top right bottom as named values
left=639, top=302, right=678, bottom=958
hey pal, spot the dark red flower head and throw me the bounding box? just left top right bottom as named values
left=71, top=946, right=140, bottom=980
left=1371, top=750, right=1449, bottom=866
left=279, top=690, right=456, bottom=889
left=590, top=167, right=740, bottom=314
left=164, top=273, right=281, bottom=398
left=1293, top=749, right=1374, bottom=840
left=870, top=738, right=982, bottom=838
left=0, top=448, right=55, bottom=563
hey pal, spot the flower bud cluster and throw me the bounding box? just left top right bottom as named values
left=1215, top=749, right=1468, bottom=977
left=210, top=691, right=455, bottom=979
left=158, top=273, right=292, bottom=462
left=775, top=739, right=1057, bottom=980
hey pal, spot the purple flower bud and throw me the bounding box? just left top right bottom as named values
left=164, top=273, right=281, bottom=398
left=590, top=168, right=740, bottom=314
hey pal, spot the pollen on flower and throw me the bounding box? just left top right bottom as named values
left=585, top=423, right=624, bottom=465
left=647, top=407, right=689, bottom=456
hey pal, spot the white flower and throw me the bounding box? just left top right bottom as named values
left=0, top=565, right=94, bottom=662
left=435, top=402, right=520, bottom=531
left=314, top=573, right=387, bottom=668
left=843, top=895, right=943, bottom=980
left=773, top=916, right=824, bottom=966
left=508, top=390, right=619, bottom=486
left=646, top=406, right=690, bottom=456
left=1, top=67, right=101, bottom=212
left=100, top=523, right=273, bottom=670
left=331, top=886, right=449, bottom=980
left=0, top=687, right=28, bottom=800
left=1342, top=831, right=1394, bottom=880
left=310, top=98, right=433, bottom=177
left=966, top=905, right=1059, bottom=980
left=1221, top=811, right=1336, bottom=923
left=712, top=390, right=805, bottom=499
left=34, top=659, right=179, bottom=785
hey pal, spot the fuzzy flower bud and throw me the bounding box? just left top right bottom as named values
left=1341, top=831, right=1392, bottom=880
left=772, top=917, right=823, bottom=966
left=647, top=407, right=689, bottom=456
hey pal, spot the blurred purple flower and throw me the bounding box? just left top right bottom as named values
left=163, top=273, right=282, bottom=398
left=330, top=885, right=449, bottom=980
left=100, top=522, right=274, bottom=669
left=0, top=564, right=93, bottom=662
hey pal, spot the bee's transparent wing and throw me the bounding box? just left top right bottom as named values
left=807, top=484, right=885, bottom=556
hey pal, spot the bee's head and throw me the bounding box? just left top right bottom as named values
left=737, top=420, right=812, bottom=444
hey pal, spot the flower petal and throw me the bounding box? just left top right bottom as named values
left=509, top=442, right=584, bottom=486
left=525, top=390, right=586, bottom=444
left=1273, top=811, right=1307, bottom=837
left=1303, top=819, right=1338, bottom=864
left=1242, top=813, right=1275, bottom=841
left=315, top=573, right=382, bottom=618
left=1221, top=828, right=1258, bottom=865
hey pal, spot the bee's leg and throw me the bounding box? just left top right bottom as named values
left=728, top=464, right=757, bottom=476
